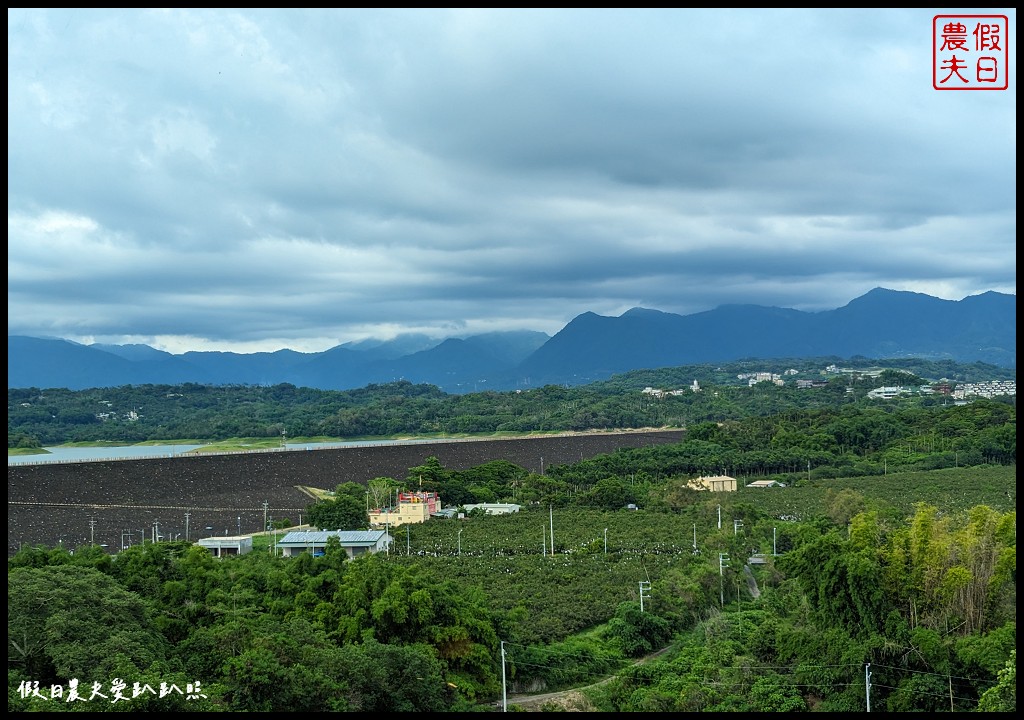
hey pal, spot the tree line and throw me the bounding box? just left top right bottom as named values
left=7, top=356, right=1016, bottom=449
left=8, top=490, right=1015, bottom=712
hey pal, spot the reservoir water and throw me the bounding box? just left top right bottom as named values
left=8, top=438, right=452, bottom=466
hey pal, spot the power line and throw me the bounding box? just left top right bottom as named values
left=870, top=663, right=999, bottom=686
left=872, top=682, right=985, bottom=704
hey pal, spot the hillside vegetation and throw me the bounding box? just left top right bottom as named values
left=7, top=356, right=1015, bottom=450
left=9, top=467, right=1015, bottom=712
left=7, top=357, right=1016, bottom=712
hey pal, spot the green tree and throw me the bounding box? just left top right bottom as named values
left=606, top=601, right=672, bottom=658
left=333, top=639, right=452, bottom=711
left=307, top=494, right=368, bottom=531
left=8, top=565, right=167, bottom=684
left=579, top=477, right=634, bottom=510
left=824, top=488, right=867, bottom=527
left=749, top=673, right=807, bottom=711
left=977, top=649, right=1016, bottom=712
left=368, top=476, right=398, bottom=510
left=335, top=481, right=368, bottom=502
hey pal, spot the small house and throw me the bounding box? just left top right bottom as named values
left=687, top=475, right=738, bottom=492
left=196, top=535, right=253, bottom=557
left=276, top=529, right=392, bottom=559
left=462, top=503, right=522, bottom=516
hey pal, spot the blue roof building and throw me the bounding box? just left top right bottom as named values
left=276, top=529, right=392, bottom=558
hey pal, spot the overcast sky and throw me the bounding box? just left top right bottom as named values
left=8, top=8, right=1017, bottom=354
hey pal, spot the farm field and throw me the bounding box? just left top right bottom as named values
left=745, top=465, right=1016, bottom=519
left=7, top=430, right=684, bottom=555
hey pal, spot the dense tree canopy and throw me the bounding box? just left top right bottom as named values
left=306, top=495, right=370, bottom=532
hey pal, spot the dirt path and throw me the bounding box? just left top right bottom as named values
left=500, top=645, right=672, bottom=711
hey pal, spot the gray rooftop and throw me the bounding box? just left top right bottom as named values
left=278, top=530, right=388, bottom=546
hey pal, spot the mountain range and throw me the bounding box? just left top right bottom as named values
left=7, top=288, right=1015, bottom=392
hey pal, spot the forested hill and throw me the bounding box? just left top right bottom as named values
left=8, top=356, right=1015, bottom=453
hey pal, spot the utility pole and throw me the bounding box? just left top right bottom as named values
left=773, top=527, right=777, bottom=556
left=719, top=553, right=729, bottom=607
left=717, top=504, right=721, bottom=530
left=406, top=525, right=410, bottom=555
left=604, top=527, right=608, bottom=555
left=734, top=519, right=743, bottom=535
left=549, top=504, right=554, bottom=555
left=501, top=641, right=507, bottom=712
left=262, top=501, right=269, bottom=534
left=865, top=663, right=872, bottom=712
left=185, top=511, right=191, bottom=542
left=89, top=517, right=96, bottom=545
left=639, top=581, right=651, bottom=612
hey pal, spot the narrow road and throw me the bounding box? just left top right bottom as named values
left=501, top=645, right=672, bottom=711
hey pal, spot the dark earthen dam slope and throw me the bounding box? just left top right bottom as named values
left=8, top=430, right=684, bottom=555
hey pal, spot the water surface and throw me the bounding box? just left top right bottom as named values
left=8, top=438, right=458, bottom=466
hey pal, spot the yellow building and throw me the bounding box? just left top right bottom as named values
left=686, top=475, right=738, bottom=492
left=368, top=491, right=441, bottom=528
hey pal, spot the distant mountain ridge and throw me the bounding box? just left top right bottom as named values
left=506, top=289, right=1015, bottom=386
left=7, top=289, right=1015, bottom=392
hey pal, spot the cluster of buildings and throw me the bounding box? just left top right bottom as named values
left=866, top=386, right=915, bottom=400
left=737, top=371, right=790, bottom=386
left=196, top=490, right=522, bottom=559
left=686, top=475, right=785, bottom=492
left=194, top=472, right=783, bottom=559
left=641, top=380, right=701, bottom=397
left=952, top=380, right=1016, bottom=399
left=642, top=365, right=1014, bottom=401
left=197, top=530, right=391, bottom=560
left=865, top=380, right=1016, bottom=401
left=367, top=491, right=522, bottom=527
left=824, top=365, right=885, bottom=378
left=794, top=379, right=830, bottom=389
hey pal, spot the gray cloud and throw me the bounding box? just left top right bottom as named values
left=7, top=8, right=1016, bottom=354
